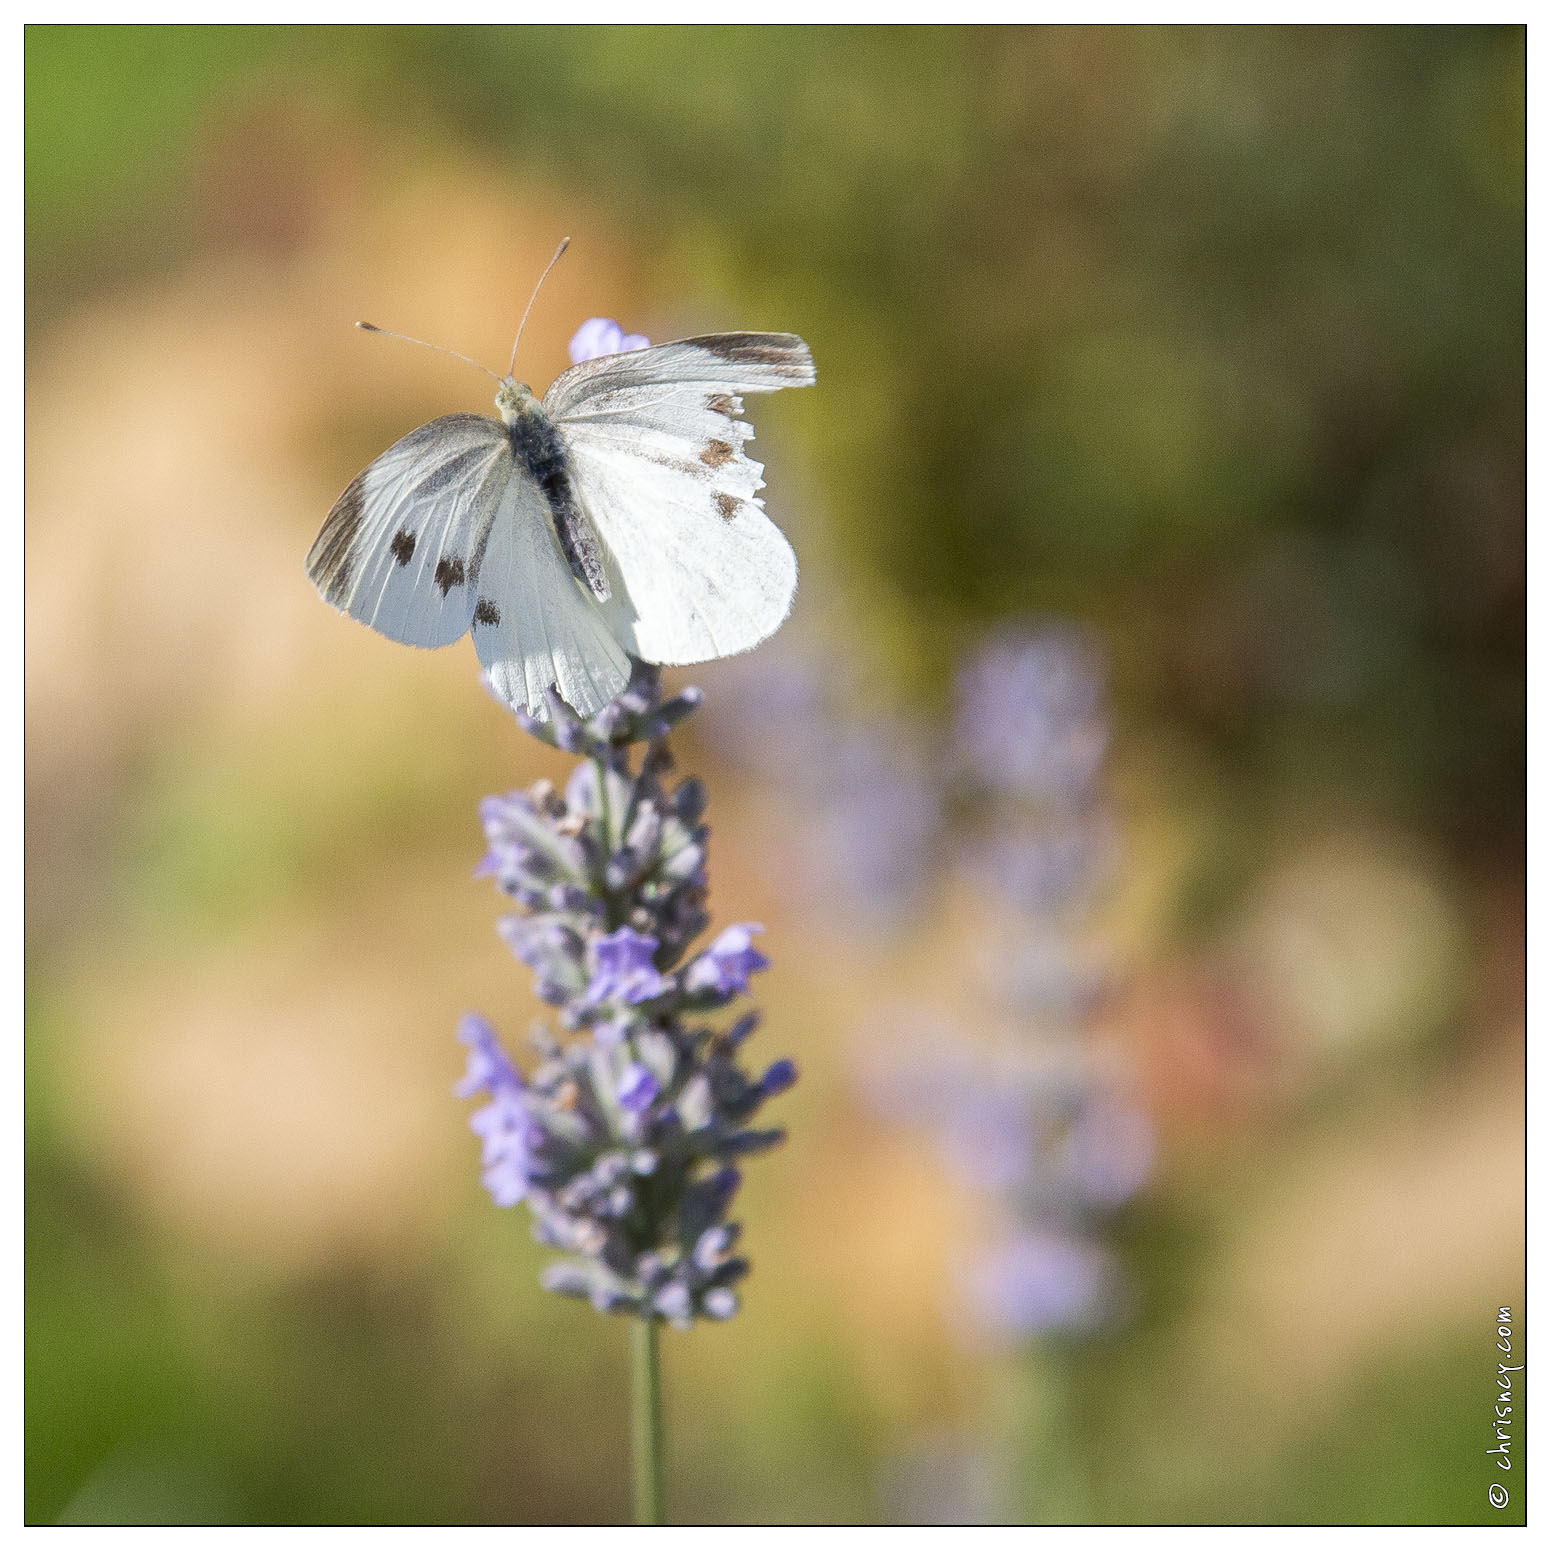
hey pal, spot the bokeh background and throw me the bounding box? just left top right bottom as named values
left=25, top=25, right=1524, bottom=1526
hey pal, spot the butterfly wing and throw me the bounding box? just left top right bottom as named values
left=471, top=469, right=631, bottom=718
left=307, top=413, right=508, bottom=647
left=543, top=333, right=815, bottom=666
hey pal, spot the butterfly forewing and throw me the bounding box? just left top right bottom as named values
left=543, top=333, right=815, bottom=416
left=470, top=471, right=631, bottom=718
left=545, top=333, right=814, bottom=666
left=308, top=413, right=508, bottom=648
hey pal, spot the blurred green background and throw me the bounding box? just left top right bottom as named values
left=25, top=25, right=1524, bottom=1525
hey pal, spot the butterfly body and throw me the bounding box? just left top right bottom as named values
left=308, top=330, right=815, bottom=719
left=495, top=377, right=610, bottom=601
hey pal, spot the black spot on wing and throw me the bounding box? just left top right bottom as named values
left=715, top=492, right=741, bottom=521
left=474, top=598, right=501, bottom=626
left=434, top=555, right=466, bottom=596
left=700, top=439, right=736, bottom=469
left=390, top=529, right=416, bottom=566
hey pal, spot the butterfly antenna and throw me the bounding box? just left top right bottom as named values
left=354, top=321, right=501, bottom=382
left=508, top=236, right=571, bottom=376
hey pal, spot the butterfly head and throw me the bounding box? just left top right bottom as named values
left=495, top=377, right=538, bottom=427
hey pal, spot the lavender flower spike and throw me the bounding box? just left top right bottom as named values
left=569, top=317, right=650, bottom=364
left=863, top=620, right=1152, bottom=1366
left=456, top=661, right=797, bottom=1327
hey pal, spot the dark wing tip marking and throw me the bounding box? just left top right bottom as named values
left=700, top=331, right=802, bottom=360
left=715, top=492, right=741, bottom=521
left=474, top=598, right=501, bottom=626
left=700, top=439, right=736, bottom=469
left=434, top=555, right=467, bottom=596
left=706, top=393, right=741, bottom=418
left=390, top=529, right=417, bottom=566
left=687, top=332, right=816, bottom=382
left=307, top=477, right=368, bottom=602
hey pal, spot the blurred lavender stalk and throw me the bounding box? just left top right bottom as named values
left=454, top=660, right=796, bottom=1522
left=862, top=621, right=1153, bottom=1523
left=946, top=624, right=1150, bottom=1346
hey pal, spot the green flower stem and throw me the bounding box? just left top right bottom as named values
left=631, top=1316, right=665, bottom=1525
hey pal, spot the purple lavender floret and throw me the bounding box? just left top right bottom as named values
left=955, top=622, right=1109, bottom=806
left=962, top=1228, right=1115, bottom=1338
left=939, top=1088, right=1038, bottom=1194
left=569, top=317, right=650, bottom=364
left=758, top=1058, right=798, bottom=1099
left=455, top=1012, right=523, bottom=1099
left=617, top=1061, right=661, bottom=1113
left=684, top=923, right=770, bottom=999
left=469, top=1088, right=538, bottom=1209
left=454, top=1015, right=541, bottom=1208
left=456, top=661, right=795, bottom=1328
left=588, top=926, right=674, bottom=1006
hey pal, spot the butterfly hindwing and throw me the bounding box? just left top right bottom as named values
left=470, top=469, right=632, bottom=718
left=544, top=334, right=815, bottom=666
left=308, top=413, right=508, bottom=648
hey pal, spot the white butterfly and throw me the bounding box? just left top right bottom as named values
left=306, top=255, right=815, bottom=720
